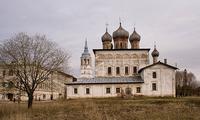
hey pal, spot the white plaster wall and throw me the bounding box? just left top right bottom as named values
left=142, top=64, right=176, bottom=97
left=95, top=50, right=149, bottom=77
left=66, top=84, right=143, bottom=99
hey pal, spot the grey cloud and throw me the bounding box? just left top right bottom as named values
left=0, top=0, right=200, bottom=79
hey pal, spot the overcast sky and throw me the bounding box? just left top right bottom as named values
left=0, top=0, right=200, bottom=79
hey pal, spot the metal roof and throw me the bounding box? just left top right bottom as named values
left=65, top=76, right=144, bottom=85
left=138, top=61, right=178, bottom=73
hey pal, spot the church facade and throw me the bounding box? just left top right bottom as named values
left=66, top=23, right=178, bottom=99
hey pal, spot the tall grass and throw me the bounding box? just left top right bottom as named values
left=0, top=97, right=200, bottom=120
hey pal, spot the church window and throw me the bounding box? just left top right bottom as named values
left=125, top=87, right=132, bottom=95
left=152, top=83, right=157, bottom=91
left=136, top=87, right=141, bottom=93
left=74, top=88, right=78, bottom=94
left=108, top=67, right=112, bottom=75
left=84, top=59, right=86, bottom=64
left=86, top=88, right=90, bottom=94
left=106, top=88, right=111, bottom=94
left=116, top=67, right=120, bottom=75
left=116, top=88, right=121, bottom=93
left=133, top=67, right=137, bottom=74
left=125, top=66, right=129, bottom=75
left=43, top=94, right=46, bottom=99
left=120, top=43, right=123, bottom=48
left=153, top=72, right=157, bottom=78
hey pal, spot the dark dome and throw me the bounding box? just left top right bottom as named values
left=151, top=48, right=159, bottom=57
left=129, top=28, right=141, bottom=42
left=101, top=30, right=112, bottom=42
left=113, top=23, right=129, bottom=39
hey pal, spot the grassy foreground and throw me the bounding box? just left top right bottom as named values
left=0, top=97, right=200, bottom=120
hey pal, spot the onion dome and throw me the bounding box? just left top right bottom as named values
left=113, top=23, right=129, bottom=39
left=101, top=28, right=112, bottom=42
left=129, top=28, right=141, bottom=42
left=151, top=45, right=159, bottom=57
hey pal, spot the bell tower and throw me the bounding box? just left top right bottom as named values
left=80, top=40, right=93, bottom=78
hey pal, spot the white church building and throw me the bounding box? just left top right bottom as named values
left=66, top=23, right=178, bottom=99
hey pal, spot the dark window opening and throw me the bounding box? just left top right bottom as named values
left=133, top=67, right=137, bottom=74
left=152, top=83, right=157, bottom=91
left=74, top=88, right=78, bottom=94
left=106, top=88, right=111, bottom=94
left=136, top=87, right=141, bottom=93
left=116, top=67, right=120, bottom=75
left=86, top=88, right=90, bottom=94
left=43, top=94, right=46, bottom=99
left=125, top=66, right=129, bottom=75
left=108, top=67, right=112, bottom=75
left=116, top=88, right=121, bottom=93
left=153, top=72, right=157, bottom=78
left=120, top=43, right=123, bottom=48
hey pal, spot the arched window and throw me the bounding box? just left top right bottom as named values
left=153, top=72, right=157, bottom=78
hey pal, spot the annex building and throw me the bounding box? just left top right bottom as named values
left=66, top=23, right=178, bottom=99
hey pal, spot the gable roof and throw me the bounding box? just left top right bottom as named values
left=138, top=61, right=178, bottom=73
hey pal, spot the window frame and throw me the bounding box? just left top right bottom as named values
left=133, top=66, right=137, bottom=74
left=74, top=88, right=78, bottom=94
left=152, top=72, right=157, bottom=78
left=125, top=66, right=129, bottom=75
left=116, top=67, right=120, bottom=75
left=116, top=88, right=121, bottom=93
left=136, top=87, right=141, bottom=93
left=86, top=88, right=90, bottom=94
left=106, top=87, right=111, bottom=94
left=152, top=83, right=157, bottom=91
left=108, top=67, right=112, bottom=75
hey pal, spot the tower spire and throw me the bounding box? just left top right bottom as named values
left=84, top=38, right=89, bottom=53
left=80, top=38, right=92, bottom=78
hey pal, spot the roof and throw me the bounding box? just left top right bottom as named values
left=56, top=71, right=77, bottom=79
left=65, top=76, right=144, bottom=85
left=138, top=61, right=178, bottom=73
left=93, top=48, right=150, bottom=54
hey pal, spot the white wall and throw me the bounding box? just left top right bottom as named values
left=142, top=64, right=176, bottom=97
left=95, top=50, right=149, bottom=77
left=66, top=83, right=143, bottom=99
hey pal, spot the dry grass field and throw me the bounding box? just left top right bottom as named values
left=0, top=97, right=200, bottom=120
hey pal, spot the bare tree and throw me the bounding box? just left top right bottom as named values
left=176, top=69, right=200, bottom=96
left=0, top=33, right=70, bottom=108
